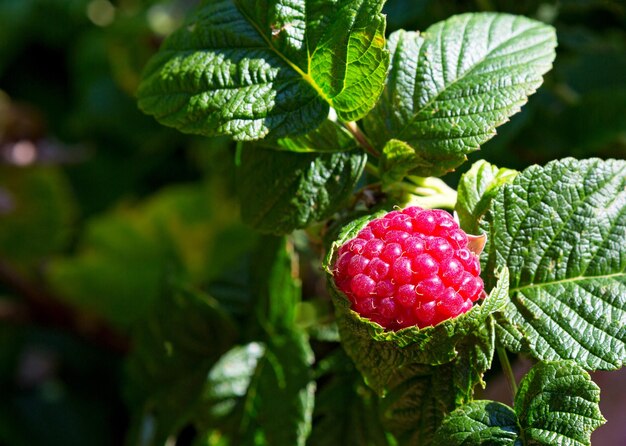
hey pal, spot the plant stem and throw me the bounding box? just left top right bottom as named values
left=497, top=347, right=518, bottom=398
left=365, top=162, right=380, bottom=177
left=397, top=176, right=458, bottom=209
left=344, top=121, right=380, bottom=158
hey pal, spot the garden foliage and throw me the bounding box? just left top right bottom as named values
left=0, top=0, right=624, bottom=445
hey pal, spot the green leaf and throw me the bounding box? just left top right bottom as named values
left=434, top=361, right=604, bottom=446
left=456, top=160, right=518, bottom=234
left=379, top=139, right=431, bottom=185
left=365, top=14, right=557, bottom=176
left=125, top=286, right=238, bottom=445
left=489, top=158, right=626, bottom=370
left=515, top=361, right=605, bottom=446
left=252, top=236, right=301, bottom=330
left=379, top=362, right=458, bottom=446
left=196, top=335, right=315, bottom=446
left=308, top=351, right=391, bottom=446
left=195, top=237, right=312, bottom=444
left=433, top=400, right=521, bottom=445
left=203, top=342, right=266, bottom=421
left=242, top=331, right=315, bottom=446
left=137, top=0, right=389, bottom=140
left=237, top=146, right=366, bottom=234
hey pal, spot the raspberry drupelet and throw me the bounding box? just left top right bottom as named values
left=333, top=207, right=484, bottom=330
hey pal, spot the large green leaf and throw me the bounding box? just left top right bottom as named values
left=365, top=13, right=556, bottom=176
left=137, top=0, right=389, bottom=140
left=488, top=158, right=626, bottom=370
left=237, top=146, right=366, bottom=234
left=433, top=361, right=604, bottom=446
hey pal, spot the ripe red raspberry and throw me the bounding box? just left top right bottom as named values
left=332, top=207, right=484, bottom=330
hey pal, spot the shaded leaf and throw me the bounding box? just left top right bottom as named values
left=125, top=286, right=237, bottom=445
left=308, top=350, right=391, bottom=446
left=47, top=182, right=255, bottom=327
left=252, top=236, right=301, bottom=331
left=267, top=118, right=358, bottom=153
left=237, top=146, right=366, bottom=234
left=433, top=400, right=521, bottom=445
left=242, top=331, right=315, bottom=446
left=0, top=166, right=75, bottom=267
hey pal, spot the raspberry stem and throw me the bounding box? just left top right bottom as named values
left=497, top=346, right=518, bottom=398
left=344, top=121, right=380, bottom=158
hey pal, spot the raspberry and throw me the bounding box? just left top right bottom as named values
left=332, top=207, right=484, bottom=330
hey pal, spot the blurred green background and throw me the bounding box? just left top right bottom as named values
left=0, top=0, right=624, bottom=445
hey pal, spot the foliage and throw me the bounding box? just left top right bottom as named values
left=0, top=0, right=624, bottom=445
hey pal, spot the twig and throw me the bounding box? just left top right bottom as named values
left=497, top=347, right=518, bottom=398
left=344, top=121, right=380, bottom=158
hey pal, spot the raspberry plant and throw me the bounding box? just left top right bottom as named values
left=130, top=0, right=624, bottom=444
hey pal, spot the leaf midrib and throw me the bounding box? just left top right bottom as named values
left=509, top=271, right=626, bottom=293
left=234, top=2, right=332, bottom=105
